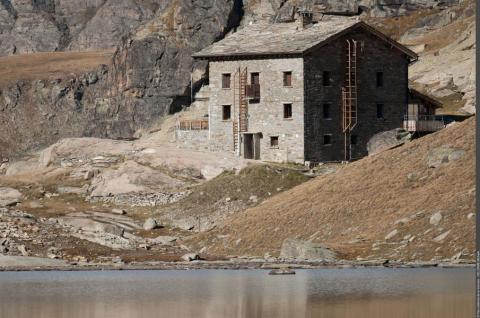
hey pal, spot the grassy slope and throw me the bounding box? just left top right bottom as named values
left=192, top=117, right=475, bottom=262
left=0, top=51, right=113, bottom=87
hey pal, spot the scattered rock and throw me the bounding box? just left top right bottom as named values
left=28, top=201, right=44, bottom=209
left=433, top=230, right=451, bottom=243
left=111, top=208, right=126, bottom=215
left=143, top=218, right=158, bottom=230
left=150, top=236, right=178, bottom=245
left=17, top=245, right=29, bottom=257
left=0, top=187, right=22, bottom=207
left=279, top=238, right=337, bottom=261
left=427, top=145, right=465, bottom=168
left=182, top=253, right=200, bottom=262
left=385, top=229, right=398, bottom=241
left=429, top=212, right=443, bottom=226
left=467, top=213, right=475, bottom=220
left=394, top=217, right=410, bottom=226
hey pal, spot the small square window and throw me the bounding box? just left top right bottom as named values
left=323, top=71, right=331, bottom=86
left=323, top=103, right=331, bottom=119
left=283, top=103, right=292, bottom=119
left=222, top=74, right=231, bottom=89
left=377, top=103, right=384, bottom=119
left=323, top=134, right=332, bottom=145
left=376, top=72, right=384, bottom=88
left=270, top=136, right=279, bottom=148
left=351, top=135, right=358, bottom=145
left=222, top=105, right=231, bottom=120
left=283, top=72, right=292, bottom=87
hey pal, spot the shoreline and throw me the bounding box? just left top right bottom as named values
left=0, top=259, right=474, bottom=272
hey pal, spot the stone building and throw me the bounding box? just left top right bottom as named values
left=191, top=17, right=419, bottom=163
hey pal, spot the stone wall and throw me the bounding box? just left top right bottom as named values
left=304, top=27, right=409, bottom=162
left=175, top=130, right=210, bottom=151
left=208, top=57, right=305, bottom=163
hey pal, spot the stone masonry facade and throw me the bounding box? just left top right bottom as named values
left=304, top=27, right=409, bottom=162
left=208, top=58, right=305, bottom=163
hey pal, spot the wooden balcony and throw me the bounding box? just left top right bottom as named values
left=177, top=119, right=209, bottom=131
left=245, top=84, right=261, bottom=99
left=403, top=115, right=445, bottom=132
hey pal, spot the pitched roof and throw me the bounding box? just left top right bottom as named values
left=192, top=18, right=418, bottom=61
left=409, top=88, right=443, bottom=108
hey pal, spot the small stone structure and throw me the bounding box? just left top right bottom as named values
left=190, top=16, right=419, bottom=163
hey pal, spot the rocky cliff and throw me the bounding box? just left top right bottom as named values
left=0, top=0, right=241, bottom=158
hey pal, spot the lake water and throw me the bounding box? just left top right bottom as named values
left=0, top=268, right=474, bottom=318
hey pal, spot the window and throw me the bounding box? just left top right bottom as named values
left=323, top=71, right=331, bottom=86
left=351, top=135, right=358, bottom=145
left=283, top=72, right=292, bottom=87
left=270, top=136, right=279, bottom=148
left=376, top=103, right=384, bottom=119
left=323, top=103, right=331, bottom=119
left=222, top=105, right=231, bottom=120
left=323, top=134, right=332, bottom=145
left=376, top=72, right=384, bottom=88
left=283, top=103, right=292, bottom=119
left=251, top=72, right=260, bottom=85
left=222, top=73, right=231, bottom=89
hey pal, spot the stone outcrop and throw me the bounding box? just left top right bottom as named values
left=279, top=238, right=338, bottom=261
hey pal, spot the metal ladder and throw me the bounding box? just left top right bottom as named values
left=342, top=39, right=358, bottom=161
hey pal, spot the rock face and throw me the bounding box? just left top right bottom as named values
left=367, top=128, right=412, bottom=156
left=279, top=238, right=338, bottom=261
left=0, top=0, right=241, bottom=158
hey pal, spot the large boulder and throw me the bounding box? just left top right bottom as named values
left=280, top=238, right=338, bottom=261
left=0, top=187, right=22, bottom=207
left=367, top=128, right=412, bottom=156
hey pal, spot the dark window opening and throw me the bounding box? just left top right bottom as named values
left=323, top=103, right=331, bottom=119
left=270, top=136, right=279, bottom=148
left=376, top=103, right=384, bottom=119
left=323, top=71, right=331, bottom=86
left=283, top=72, right=292, bottom=87
left=376, top=72, right=384, bottom=88
left=323, top=134, right=332, bottom=145
left=351, top=135, right=358, bottom=145
left=222, top=73, right=231, bottom=89
left=251, top=72, right=260, bottom=85
left=222, top=105, right=231, bottom=120
left=283, top=103, right=292, bottom=119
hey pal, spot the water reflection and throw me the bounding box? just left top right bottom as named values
left=0, top=268, right=474, bottom=318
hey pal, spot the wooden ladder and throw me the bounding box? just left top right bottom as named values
left=233, top=67, right=248, bottom=154
left=342, top=39, right=358, bottom=161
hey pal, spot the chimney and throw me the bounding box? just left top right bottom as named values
left=296, top=9, right=313, bottom=29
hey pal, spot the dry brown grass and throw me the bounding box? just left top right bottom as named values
left=192, top=117, right=475, bottom=262
left=0, top=50, right=114, bottom=87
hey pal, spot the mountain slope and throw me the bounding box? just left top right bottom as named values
left=193, top=117, right=475, bottom=263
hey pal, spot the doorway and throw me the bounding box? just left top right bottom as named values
left=243, top=133, right=261, bottom=160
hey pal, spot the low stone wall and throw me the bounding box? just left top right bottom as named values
left=175, top=130, right=211, bottom=151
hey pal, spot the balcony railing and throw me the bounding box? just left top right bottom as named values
left=177, top=119, right=209, bottom=131
left=403, top=115, right=445, bottom=132
left=245, top=84, right=261, bottom=99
